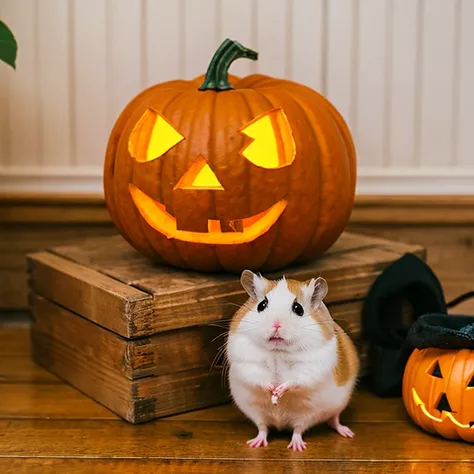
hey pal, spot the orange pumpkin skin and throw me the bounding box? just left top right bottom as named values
left=402, top=347, right=474, bottom=442
left=103, top=40, right=356, bottom=273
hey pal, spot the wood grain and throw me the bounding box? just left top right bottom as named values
left=2, top=324, right=473, bottom=470
left=348, top=225, right=474, bottom=303
left=3, top=459, right=474, bottom=474
left=31, top=328, right=229, bottom=423
left=31, top=293, right=225, bottom=379
left=0, top=223, right=116, bottom=310
left=28, top=232, right=423, bottom=338
left=30, top=293, right=367, bottom=380
left=1, top=459, right=472, bottom=474
left=0, top=355, right=60, bottom=384
left=27, top=251, right=154, bottom=338
left=351, top=195, right=474, bottom=225
left=0, top=379, right=407, bottom=423
left=0, top=328, right=30, bottom=355
left=1, top=418, right=471, bottom=460
left=0, top=383, right=118, bottom=420
left=3, top=194, right=471, bottom=312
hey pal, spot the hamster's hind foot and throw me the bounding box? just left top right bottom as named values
left=247, top=430, right=268, bottom=448
left=287, top=432, right=307, bottom=452
left=327, top=413, right=354, bottom=438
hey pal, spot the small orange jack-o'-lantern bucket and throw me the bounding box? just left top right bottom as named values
left=103, top=38, right=356, bottom=273
left=402, top=314, right=474, bottom=443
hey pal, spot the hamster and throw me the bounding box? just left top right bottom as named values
left=226, top=270, right=359, bottom=451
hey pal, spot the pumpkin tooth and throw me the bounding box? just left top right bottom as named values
left=207, top=220, right=222, bottom=233
left=229, top=220, right=243, bottom=232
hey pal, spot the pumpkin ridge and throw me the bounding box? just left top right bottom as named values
left=234, top=74, right=272, bottom=89
left=275, top=88, right=322, bottom=261
left=415, top=349, right=430, bottom=433
left=459, top=351, right=467, bottom=434
left=250, top=89, right=284, bottom=270
left=261, top=79, right=357, bottom=198
left=169, top=90, right=210, bottom=267
left=281, top=91, right=324, bottom=262
left=213, top=88, right=262, bottom=271
left=320, top=101, right=356, bottom=197
left=207, top=87, right=223, bottom=270
left=104, top=84, right=166, bottom=245
left=240, top=88, right=282, bottom=270
left=113, top=112, right=156, bottom=257
left=133, top=89, right=187, bottom=266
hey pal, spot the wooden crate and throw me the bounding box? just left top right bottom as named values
left=27, top=232, right=424, bottom=423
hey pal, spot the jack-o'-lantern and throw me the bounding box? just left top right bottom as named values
left=103, top=38, right=356, bottom=273
left=402, top=348, right=474, bottom=442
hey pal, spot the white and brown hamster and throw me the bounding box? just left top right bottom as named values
left=226, top=270, right=359, bottom=451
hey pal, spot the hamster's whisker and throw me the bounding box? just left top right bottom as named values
left=222, top=301, right=255, bottom=313
left=210, top=331, right=230, bottom=343
left=200, top=322, right=230, bottom=330
left=210, top=342, right=229, bottom=373
left=242, top=318, right=259, bottom=325
left=301, top=325, right=327, bottom=333
left=236, top=327, right=259, bottom=334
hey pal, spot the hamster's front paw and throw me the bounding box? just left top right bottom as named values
left=273, top=381, right=295, bottom=398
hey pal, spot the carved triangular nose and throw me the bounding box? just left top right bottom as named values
left=174, top=155, right=224, bottom=191
left=436, top=393, right=452, bottom=413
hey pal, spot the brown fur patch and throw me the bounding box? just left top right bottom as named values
left=263, top=278, right=278, bottom=294
left=285, top=278, right=303, bottom=298
left=310, top=304, right=335, bottom=341
left=229, top=299, right=253, bottom=333
left=333, top=323, right=360, bottom=386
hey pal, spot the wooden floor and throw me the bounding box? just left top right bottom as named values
left=1, top=314, right=474, bottom=473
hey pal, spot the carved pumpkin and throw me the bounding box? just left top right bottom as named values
left=103, top=39, right=356, bottom=273
left=402, top=348, right=474, bottom=442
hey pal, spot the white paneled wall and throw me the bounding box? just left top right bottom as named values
left=0, top=0, right=473, bottom=194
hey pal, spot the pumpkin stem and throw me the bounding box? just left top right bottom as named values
left=198, top=38, right=258, bottom=91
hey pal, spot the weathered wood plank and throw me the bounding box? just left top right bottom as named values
left=27, top=252, right=154, bottom=337
left=31, top=293, right=367, bottom=380
left=0, top=355, right=60, bottom=384
left=31, top=329, right=229, bottom=423
left=0, top=383, right=118, bottom=420
left=0, top=419, right=469, bottom=460
left=0, top=327, right=30, bottom=355
left=30, top=232, right=424, bottom=337
left=0, top=459, right=470, bottom=474
left=0, top=383, right=410, bottom=423
left=31, top=293, right=224, bottom=379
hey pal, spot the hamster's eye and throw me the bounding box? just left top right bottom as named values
left=257, top=297, right=268, bottom=312
left=292, top=301, right=304, bottom=317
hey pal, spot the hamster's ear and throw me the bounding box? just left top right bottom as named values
left=241, top=270, right=267, bottom=301
left=302, top=277, right=328, bottom=309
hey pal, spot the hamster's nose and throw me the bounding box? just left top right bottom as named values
left=272, top=321, right=282, bottom=330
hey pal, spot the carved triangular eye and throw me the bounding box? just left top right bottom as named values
left=468, top=374, right=474, bottom=388
left=431, top=361, right=443, bottom=378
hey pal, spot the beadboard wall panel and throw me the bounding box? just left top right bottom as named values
left=0, top=0, right=473, bottom=195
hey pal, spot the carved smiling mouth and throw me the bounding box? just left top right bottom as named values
left=412, top=388, right=474, bottom=429
left=129, top=184, right=287, bottom=245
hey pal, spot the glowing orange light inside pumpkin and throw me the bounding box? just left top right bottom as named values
left=174, top=155, right=224, bottom=191
left=128, top=107, right=184, bottom=162
left=239, top=107, right=296, bottom=169
left=129, top=184, right=287, bottom=245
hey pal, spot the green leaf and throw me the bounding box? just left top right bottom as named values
left=0, top=20, right=18, bottom=69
